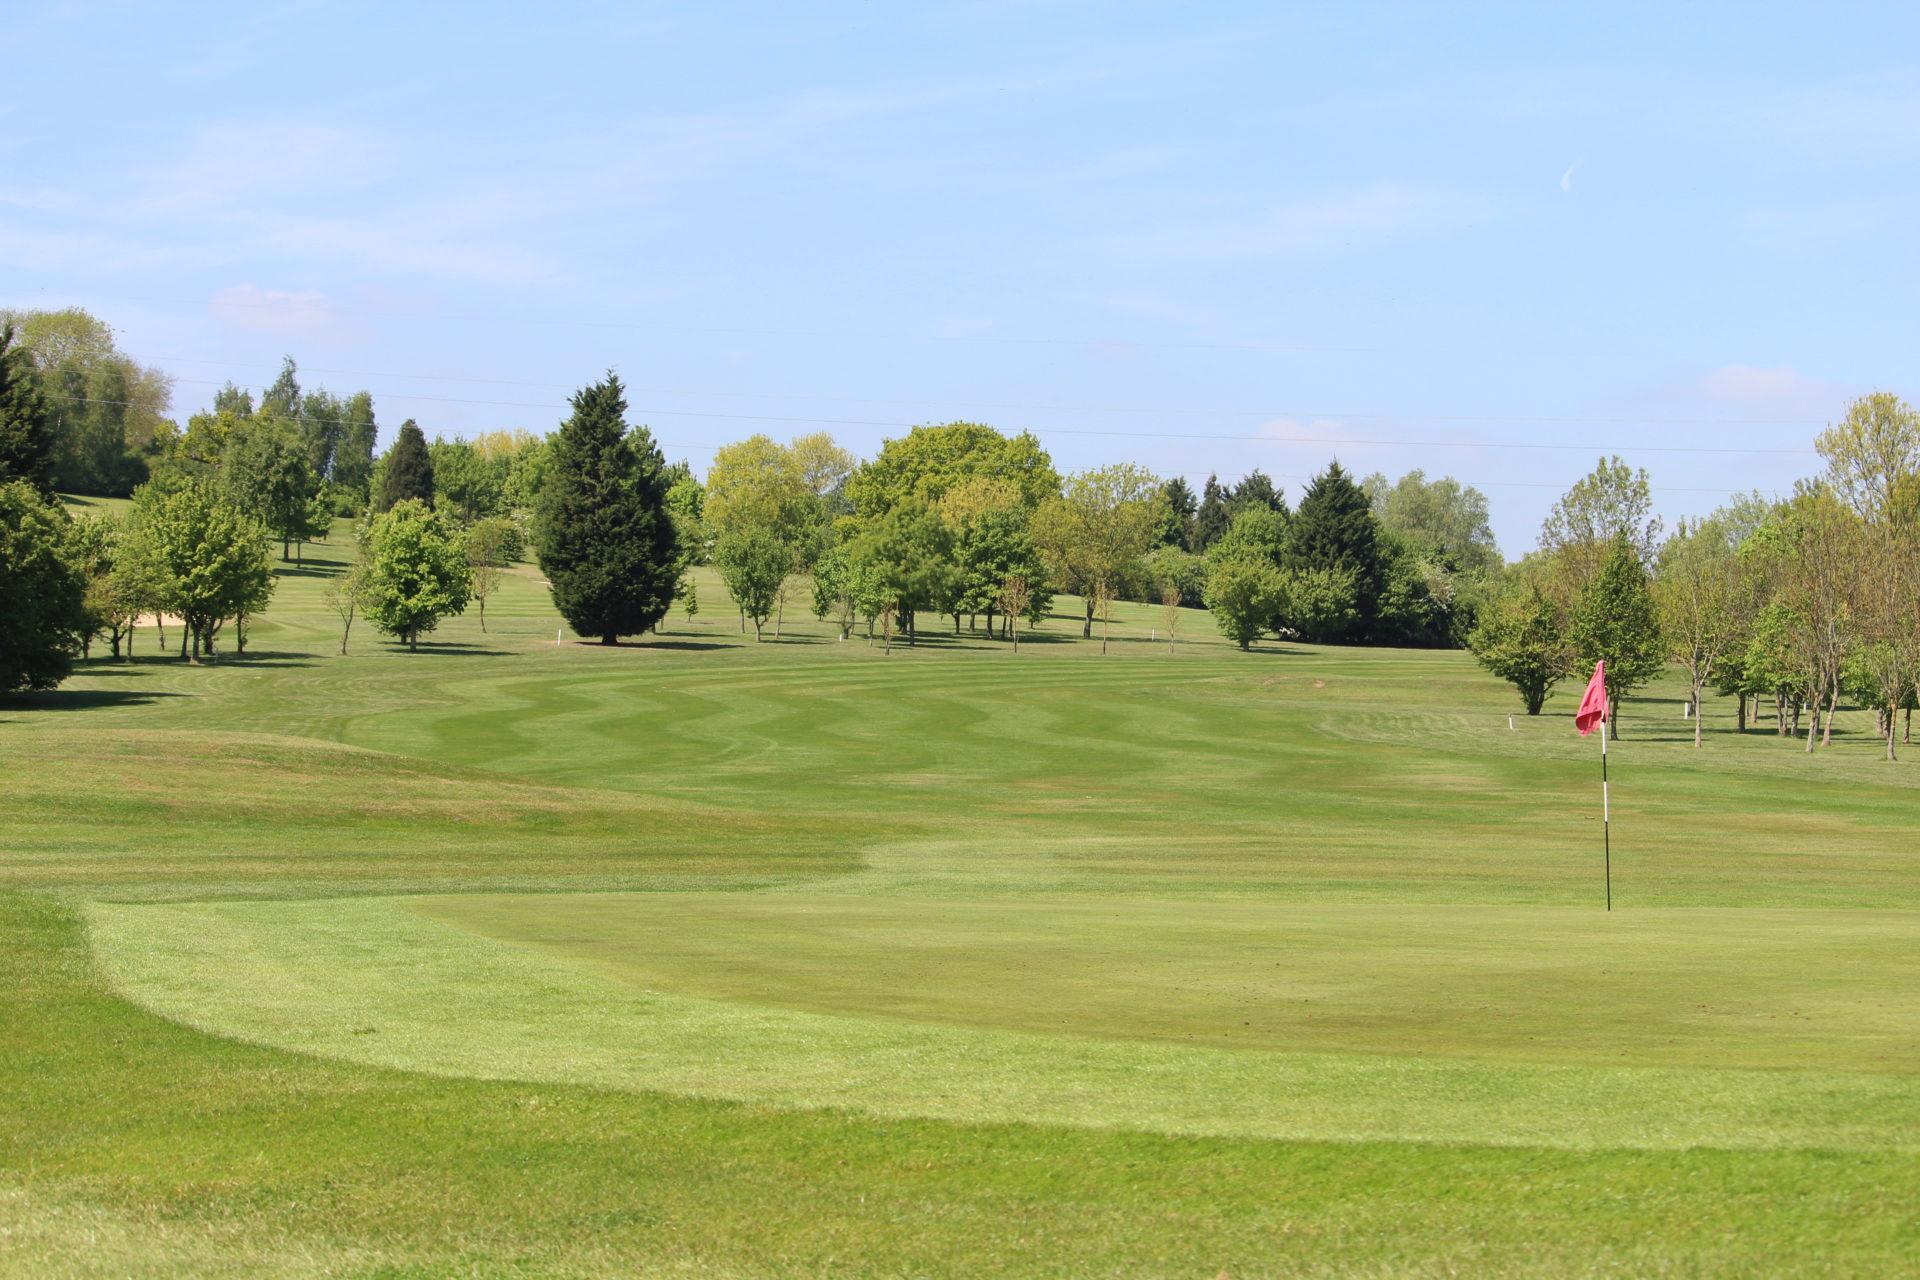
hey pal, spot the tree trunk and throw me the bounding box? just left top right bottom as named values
left=601, top=632, right=617, bottom=645
left=283, top=537, right=291, bottom=561
left=739, top=608, right=745, bottom=634
left=1082, top=597, right=1093, bottom=639
left=1821, top=683, right=1838, bottom=747
left=752, top=617, right=762, bottom=641
left=1736, top=695, right=1746, bottom=734
left=775, top=594, right=784, bottom=639
left=479, top=598, right=487, bottom=632
left=1693, top=686, right=1703, bottom=748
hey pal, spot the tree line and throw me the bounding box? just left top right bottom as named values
left=11, top=307, right=1914, bottom=751
left=1468, top=393, right=1920, bottom=759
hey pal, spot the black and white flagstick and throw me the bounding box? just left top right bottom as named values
left=1602, top=715, right=1611, bottom=912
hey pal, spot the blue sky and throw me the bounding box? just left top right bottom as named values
left=4, top=1, right=1916, bottom=551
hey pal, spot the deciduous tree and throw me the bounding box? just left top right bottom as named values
left=362, top=499, right=472, bottom=650
left=0, top=480, right=87, bottom=692
left=1569, top=533, right=1664, bottom=737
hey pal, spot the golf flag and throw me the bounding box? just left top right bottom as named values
left=1573, top=659, right=1613, bottom=910
left=1575, top=660, right=1608, bottom=736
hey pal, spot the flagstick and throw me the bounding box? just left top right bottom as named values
left=1601, top=717, right=1611, bottom=912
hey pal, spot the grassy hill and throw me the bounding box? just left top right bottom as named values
left=3, top=526, right=1917, bottom=1276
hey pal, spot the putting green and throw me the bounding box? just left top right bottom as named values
left=90, top=883, right=1920, bottom=1153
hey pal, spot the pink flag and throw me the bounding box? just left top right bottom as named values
left=1575, top=661, right=1608, bottom=737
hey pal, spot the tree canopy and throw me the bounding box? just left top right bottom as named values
left=534, top=374, right=679, bottom=644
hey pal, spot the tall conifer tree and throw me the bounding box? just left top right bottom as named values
left=1285, top=461, right=1383, bottom=639
left=377, top=420, right=435, bottom=512
left=535, top=374, right=679, bottom=643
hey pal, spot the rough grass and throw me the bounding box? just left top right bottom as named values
left=4, top=519, right=1919, bottom=1275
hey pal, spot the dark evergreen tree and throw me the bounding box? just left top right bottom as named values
left=0, top=325, right=57, bottom=497
left=535, top=374, right=679, bottom=644
left=1231, top=469, right=1287, bottom=515
left=1284, top=461, right=1384, bottom=640
left=1192, top=473, right=1231, bottom=550
left=1155, top=476, right=1198, bottom=549
left=377, top=420, right=435, bottom=513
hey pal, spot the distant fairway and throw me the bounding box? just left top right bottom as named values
left=6, top=525, right=1920, bottom=1276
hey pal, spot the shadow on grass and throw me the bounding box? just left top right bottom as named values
left=1, top=688, right=186, bottom=713
left=383, top=641, right=514, bottom=657
left=571, top=638, right=737, bottom=651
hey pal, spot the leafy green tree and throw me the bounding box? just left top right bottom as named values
left=431, top=438, right=505, bottom=522
left=377, top=420, right=435, bottom=513
left=126, top=481, right=274, bottom=661
left=1363, top=469, right=1501, bottom=578
left=1845, top=523, right=1920, bottom=759
left=1816, top=392, right=1920, bottom=522
left=1468, top=579, right=1569, bottom=714
left=362, top=500, right=472, bottom=650
left=1142, top=545, right=1206, bottom=609
left=1654, top=517, right=1754, bottom=746
left=951, top=505, right=1050, bottom=638
left=220, top=412, right=326, bottom=560
left=0, top=480, right=88, bottom=692
left=713, top=525, right=790, bottom=639
left=1283, top=567, right=1360, bottom=641
left=333, top=390, right=379, bottom=498
left=1569, top=533, right=1664, bottom=736
left=1539, top=456, right=1662, bottom=588
left=845, top=422, right=1060, bottom=519
left=1284, top=462, right=1383, bottom=641
left=534, top=375, right=679, bottom=644
left=1204, top=556, right=1286, bottom=650
left=0, top=308, right=174, bottom=496
left=1739, top=601, right=1810, bottom=737
left=1367, top=529, right=1451, bottom=647
left=1033, top=464, right=1160, bottom=649
left=846, top=500, right=955, bottom=645
left=0, top=324, right=57, bottom=496
left=464, top=515, right=519, bottom=632
left=260, top=356, right=301, bottom=418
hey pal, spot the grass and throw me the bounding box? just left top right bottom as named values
left=4, top=518, right=1919, bottom=1275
